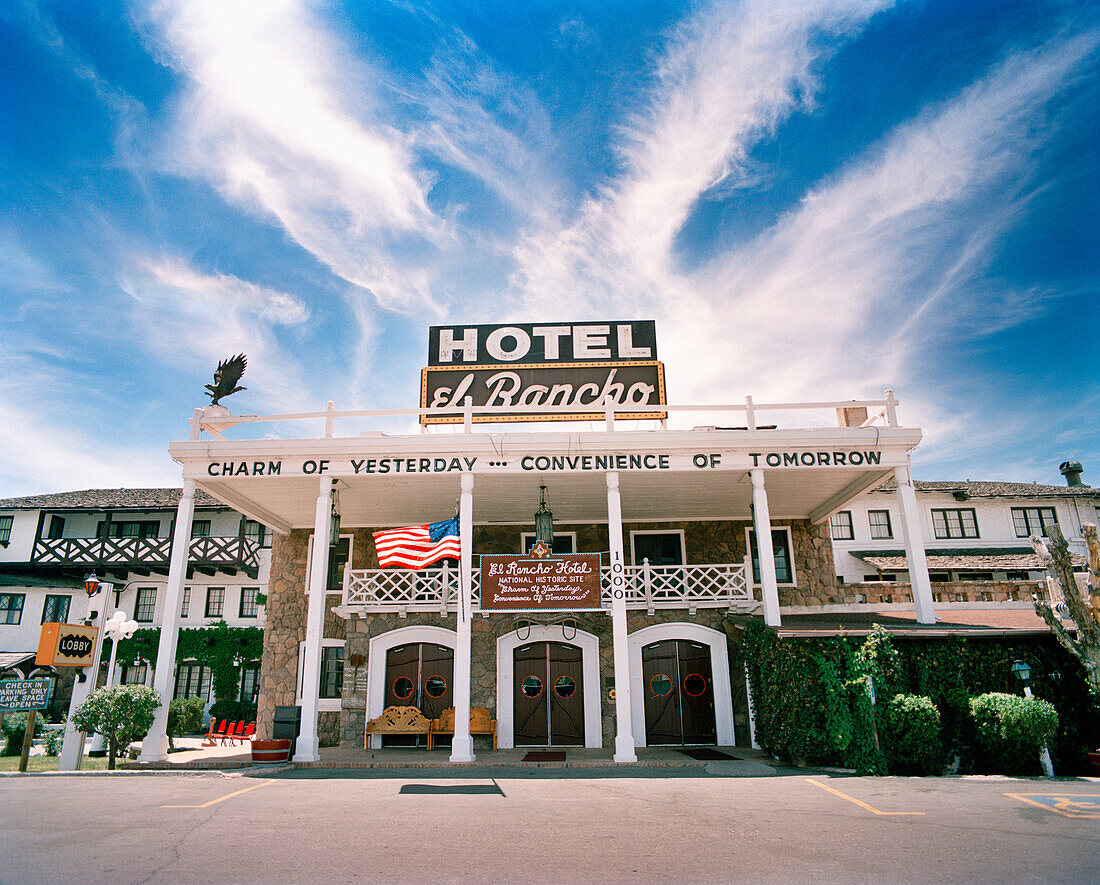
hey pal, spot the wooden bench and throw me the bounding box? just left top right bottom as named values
left=428, top=706, right=497, bottom=751
left=364, top=705, right=432, bottom=749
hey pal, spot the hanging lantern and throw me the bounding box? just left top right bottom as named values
left=84, top=572, right=100, bottom=597
left=330, top=491, right=341, bottom=547
left=534, top=485, right=554, bottom=545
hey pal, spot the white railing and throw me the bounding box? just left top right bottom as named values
left=188, top=391, right=903, bottom=439
left=340, top=557, right=758, bottom=616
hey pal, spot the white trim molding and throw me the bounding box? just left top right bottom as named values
left=495, top=625, right=602, bottom=749
left=629, top=528, right=687, bottom=565
left=627, top=622, right=735, bottom=748
left=365, top=625, right=456, bottom=749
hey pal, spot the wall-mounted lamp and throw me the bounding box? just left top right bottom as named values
left=330, top=491, right=341, bottom=546
left=85, top=572, right=101, bottom=597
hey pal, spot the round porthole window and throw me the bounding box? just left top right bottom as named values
left=554, top=676, right=577, bottom=699
left=424, top=675, right=448, bottom=698
left=650, top=674, right=673, bottom=697
left=683, top=673, right=707, bottom=697
left=521, top=675, right=543, bottom=698
left=392, top=676, right=414, bottom=701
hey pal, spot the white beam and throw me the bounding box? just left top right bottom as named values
left=138, top=478, right=196, bottom=762
left=751, top=469, right=781, bottom=627
left=894, top=465, right=937, bottom=625
left=606, top=470, right=637, bottom=763
left=451, top=472, right=475, bottom=762
left=293, top=476, right=333, bottom=762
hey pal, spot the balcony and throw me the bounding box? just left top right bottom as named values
left=338, top=558, right=759, bottom=617
left=31, top=536, right=261, bottom=578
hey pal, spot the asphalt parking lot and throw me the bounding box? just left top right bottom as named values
left=2, top=771, right=1098, bottom=884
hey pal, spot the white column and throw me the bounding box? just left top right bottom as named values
left=293, top=476, right=334, bottom=762
left=606, top=470, right=637, bottom=763
left=894, top=465, right=937, bottom=625
left=750, top=469, right=781, bottom=627
left=137, top=479, right=196, bottom=762
left=451, top=472, right=476, bottom=762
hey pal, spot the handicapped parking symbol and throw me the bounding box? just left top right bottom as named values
left=1005, top=793, right=1100, bottom=819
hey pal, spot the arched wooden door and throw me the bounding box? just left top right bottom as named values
left=641, top=639, right=716, bottom=745
left=513, top=641, right=584, bottom=746
left=384, top=642, right=454, bottom=745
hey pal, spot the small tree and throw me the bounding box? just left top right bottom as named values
left=72, top=685, right=161, bottom=769
left=167, top=697, right=206, bottom=750
left=1030, top=524, right=1100, bottom=696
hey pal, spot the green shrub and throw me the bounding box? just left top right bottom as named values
left=208, top=699, right=257, bottom=726
left=1, top=712, right=48, bottom=756
left=880, top=694, right=943, bottom=775
left=969, top=692, right=1058, bottom=775
left=72, top=684, right=162, bottom=770
left=167, top=697, right=206, bottom=747
left=43, top=725, right=65, bottom=756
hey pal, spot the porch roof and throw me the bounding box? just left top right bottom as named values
left=168, top=402, right=922, bottom=534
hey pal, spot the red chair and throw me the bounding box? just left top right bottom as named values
left=220, top=721, right=239, bottom=746
left=233, top=721, right=248, bottom=743
left=242, top=723, right=255, bottom=741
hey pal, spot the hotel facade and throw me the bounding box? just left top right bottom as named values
left=134, top=322, right=938, bottom=763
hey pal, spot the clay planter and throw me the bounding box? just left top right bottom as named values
left=1088, top=751, right=1100, bottom=776
left=250, top=738, right=293, bottom=764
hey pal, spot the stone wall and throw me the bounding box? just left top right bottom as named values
left=836, top=580, right=1049, bottom=605
left=260, top=517, right=837, bottom=747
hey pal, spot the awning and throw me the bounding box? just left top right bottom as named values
left=0, top=651, right=37, bottom=671
left=774, top=606, right=1063, bottom=638
left=851, top=548, right=1085, bottom=572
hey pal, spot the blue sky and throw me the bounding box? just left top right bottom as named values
left=1, top=0, right=1097, bottom=497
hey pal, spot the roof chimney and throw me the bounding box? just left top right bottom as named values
left=1059, top=460, right=1086, bottom=487
left=837, top=406, right=868, bottom=428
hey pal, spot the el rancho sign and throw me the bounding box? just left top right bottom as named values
left=421, top=321, right=667, bottom=424
left=480, top=550, right=602, bottom=612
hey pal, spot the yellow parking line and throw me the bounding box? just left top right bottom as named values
left=162, top=779, right=274, bottom=808
left=1004, top=793, right=1100, bottom=819
left=807, top=779, right=924, bottom=816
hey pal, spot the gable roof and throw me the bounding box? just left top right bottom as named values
left=871, top=479, right=1099, bottom=499
left=0, top=488, right=225, bottom=511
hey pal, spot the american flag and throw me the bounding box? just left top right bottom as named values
left=372, top=515, right=461, bottom=569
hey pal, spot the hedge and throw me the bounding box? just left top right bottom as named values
left=969, top=692, right=1058, bottom=776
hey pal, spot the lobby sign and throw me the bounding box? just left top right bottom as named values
left=0, top=679, right=52, bottom=711
left=480, top=551, right=603, bottom=612
left=422, top=321, right=667, bottom=424
left=36, top=623, right=99, bottom=667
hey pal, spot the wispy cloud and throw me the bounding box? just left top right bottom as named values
left=137, top=0, right=443, bottom=311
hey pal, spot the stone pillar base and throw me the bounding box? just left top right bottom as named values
left=450, top=735, right=475, bottom=763
left=138, top=734, right=169, bottom=763
left=293, top=735, right=320, bottom=763
left=613, top=734, right=637, bottom=764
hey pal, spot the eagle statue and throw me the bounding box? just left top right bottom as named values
left=205, top=354, right=248, bottom=406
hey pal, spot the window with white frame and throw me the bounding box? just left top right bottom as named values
left=244, top=520, right=269, bottom=548
left=121, top=662, right=148, bottom=685
left=238, top=587, right=259, bottom=618
left=173, top=662, right=211, bottom=700
left=1011, top=507, right=1057, bottom=539
left=297, top=640, right=346, bottom=710
left=829, top=511, right=854, bottom=540
left=47, top=515, right=65, bottom=539
left=747, top=528, right=795, bottom=585
left=0, top=592, right=25, bottom=625
left=98, top=520, right=160, bottom=539
left=631, top=531, right=685, bottom=566
left=931, top=508, right=979, bottom=539
left=520, top=531, right=576, bottom=554
left=135, top=586, right=157, bottom=622
left=868, top=510, right=893, bottom=540
left=205, top=587, right=225, bottom=618
left=41, top=594, right=71, bottom=624
left=191, top=520, right=211, bottom=537
left=180, top=586, right=191, bottom=618
left=239, top=664, right=260, bottom=703
left=0, top=515, right=13, bottom=545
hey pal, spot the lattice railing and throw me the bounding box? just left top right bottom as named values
left=32, top=535, right=260, bottom=575
left=341, top=557, right=757, bottom=615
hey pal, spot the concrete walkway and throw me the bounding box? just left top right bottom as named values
left=121, top=739, right=780, bottom=776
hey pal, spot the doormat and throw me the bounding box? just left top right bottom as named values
left=679, top=748, right=739, bottom=761
left=522, top=751, right=566, bottom=762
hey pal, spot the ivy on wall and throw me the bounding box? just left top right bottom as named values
left=741, top=622, right=1100, bottom=775
left=115, top=622, right=264, bottom=702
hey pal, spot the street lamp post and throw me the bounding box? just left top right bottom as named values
left=1012, top=660, right=1055, bottom=778
left=87, top=609, right=139, bottom=754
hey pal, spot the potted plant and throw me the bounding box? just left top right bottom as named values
left=1088, top=749, right=1100, bottom=776
left=250, top=737, right=293, bottom=764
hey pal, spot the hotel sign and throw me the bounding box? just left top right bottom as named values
left=0, top=679, right=52, bottom=711
left=421, top=321, right=667, bottom=424
left=480, top=552, right=603, bottom=611
left=36, top=623, right=98, bottom=667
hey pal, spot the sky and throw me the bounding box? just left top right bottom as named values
left=1, top=0, right=1097, bottom=498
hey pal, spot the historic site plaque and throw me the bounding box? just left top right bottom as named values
left=480, top=552, right=602, bottom=612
